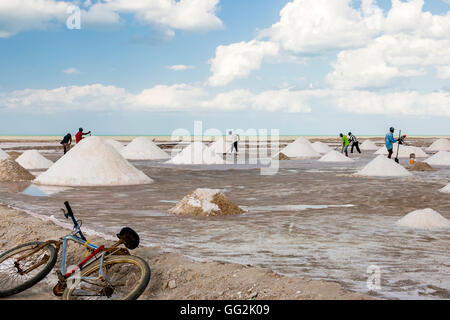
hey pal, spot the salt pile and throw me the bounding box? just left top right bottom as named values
left=360, top=140, right=379, bottom=151
left=424, top=151, right=450, bottom=166
left=168, top=188, right=244, bottom=216
left=209, top=137, right=232, bottom=154
left=34, top=136, right=153, bottom=186
left=121, top=137, right=170, bottom=160
left=15, top=150, right=53, bottom=170
left=312, top=142, right=333, bottom=154
left=0, top=159, right=35, bottom=182
left=375, top=144, right=427, bottom=158
left=319, top=150, right=354, bottom=163
left=105, top=139, right=125, bottom=152
left=167, top=142, right=224, bottom=165
left=356, top=155, right=412, bottom=177
left=0, top=148, right=9, bottom=160
left=274, top=152, right=290, bottom=160
left=440, top=183, right=450, bottom=194
left=426, top=138, right=450, bottom=152
left=294, top=137, right=312, bottom=145
left=396, top=208, right=450, bottom=230
left=280, top=139, right=320, bottom=159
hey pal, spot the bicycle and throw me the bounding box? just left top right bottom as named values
left=0, top=201, right=150, bottom=300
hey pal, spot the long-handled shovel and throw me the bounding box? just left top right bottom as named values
left=394, top=130, right=401, bottom=163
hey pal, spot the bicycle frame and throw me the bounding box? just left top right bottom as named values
left=60, top=225, right=101, bottom=277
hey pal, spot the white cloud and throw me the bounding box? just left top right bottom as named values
left=62, top=67, right=81, bottom=75
left=201, top=89, right=253, bottom=110
left=0, top=84, right=130, bottom=112
left=327, top=34, right=450, bottom=89
left=208, top=40, right=279, bottom=86
left=1, top=83, right=449, bottom=116
left=0, top=83, right=315, bottom=113
left=259, top=0, right=384, bottom=53
left=322, top=0, right=450, bottom=89
left=167, top=65, right=195, bottom=71
left=80, top=2, right=121, bottom=28
left=0, top=0, right=222, bottom=38
left=0, top=0, right=69, bottom=38
left=133, top=84, right=206, bottom=109
left=437, top=65, right=450, bottom=79
left=208, top=0, right=385, bottom=86
left=250, top=89, right=314, bottom=113
left=385, top=0, right=450, bottom=37
left=208, top=0, right=450, bottom=87
left=103, top=0, right=223, bottom=31
left=333, top=90, right=450, bottom=116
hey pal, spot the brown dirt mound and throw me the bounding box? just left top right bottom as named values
left=408, top=162, right=434, bottom=171
left=7, top=151, right=21, bottom=160
left=169, top=189, right=244, bottom=217
left=274, top=152, right=290, bottom=160
left=0, top=159, right=34, bottom=182
left=211, top=193, right=245, bottom=216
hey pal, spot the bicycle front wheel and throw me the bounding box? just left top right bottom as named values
left=62, top=255, right=150, bottom=300
left=0, top=241, right=57, bottom=297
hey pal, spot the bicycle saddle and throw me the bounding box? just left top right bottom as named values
left=117, top=227, right=140, bottom=250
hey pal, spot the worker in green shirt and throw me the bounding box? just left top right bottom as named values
left=339, top=133, right=350, bottom=157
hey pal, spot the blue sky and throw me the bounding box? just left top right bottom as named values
left=0, top=0, right=449, bottom=136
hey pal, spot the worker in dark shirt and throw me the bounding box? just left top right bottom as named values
left=75, top=128, right=91, bottom=144
left=60, top=133, right=72, bottom=154
left=348, top=132, right=361, bottom=154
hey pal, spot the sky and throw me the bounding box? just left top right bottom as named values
left=0, top=0, right=449, bottom=136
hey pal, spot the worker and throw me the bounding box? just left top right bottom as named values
left=75, top=128, right=91, bottom=144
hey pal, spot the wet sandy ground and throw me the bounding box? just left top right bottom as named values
left=0, top=137, right=449, bottom=299
left=1, top=206, right=371, bottom=300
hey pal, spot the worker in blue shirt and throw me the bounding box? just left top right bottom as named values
left=385, top=127, right=406, bottom=159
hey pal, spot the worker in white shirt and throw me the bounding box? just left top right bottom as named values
left=229, top=131, right=240, bottom=153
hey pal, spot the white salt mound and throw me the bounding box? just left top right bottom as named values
left=280, top=140, right=320, bottom=159
left=293, top=136, right=312, bottom=146
left=424, top=151, right=450, bottom=166
left=34, top=136, right=152, bottom=186
left=375, top=144, right=427, bottom=158
left=0, top=148, right=9, bottom=160
left=312, top=142, right=333, bottom=154
left=121, top=137, right=170, bottom=160
left=169, top=188, right=244, bottom=216
left=426, top=138, right=450, bottom=152
left=440, top=183, right=450, bottom=194
left=319, top=150, right=354, bottom=163
left=396, top=208, right=450, bottom=230
left=356, top=155, right=412, bottom=177
left=16, top=150, right=53, bottom=170
left=360, top=140, right=379, bottom=151
left=167, top=141, right=224, bottom=165
left=105, top=139, right=125, bottom=152
left=209, top=137, right=233, bottom=154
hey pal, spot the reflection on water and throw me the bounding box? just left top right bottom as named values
left=0, top=156, right=449, bottom=300
left=21, top=185, right=49, bottom=197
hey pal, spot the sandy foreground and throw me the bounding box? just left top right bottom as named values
left=0, top=205, right=371, bottom=300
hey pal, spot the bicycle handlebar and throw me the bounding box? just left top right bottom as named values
left=63, top=201, right=86, bottom=241
left=64, top=201, right=73, bottom=217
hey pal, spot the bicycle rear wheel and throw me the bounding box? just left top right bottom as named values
left=0, top=241, right=57, bottom=297
left=62, top=255, right=150, bottom=300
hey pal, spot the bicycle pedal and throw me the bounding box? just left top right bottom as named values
left=52, top=282, right=66, bottom=296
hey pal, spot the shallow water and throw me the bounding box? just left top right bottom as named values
left=0, top=141, right=449, bottom=299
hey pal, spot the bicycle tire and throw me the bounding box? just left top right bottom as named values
left=62, top=255, right=150, bottom=300
left=0, top=241, right=57, bottom=297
